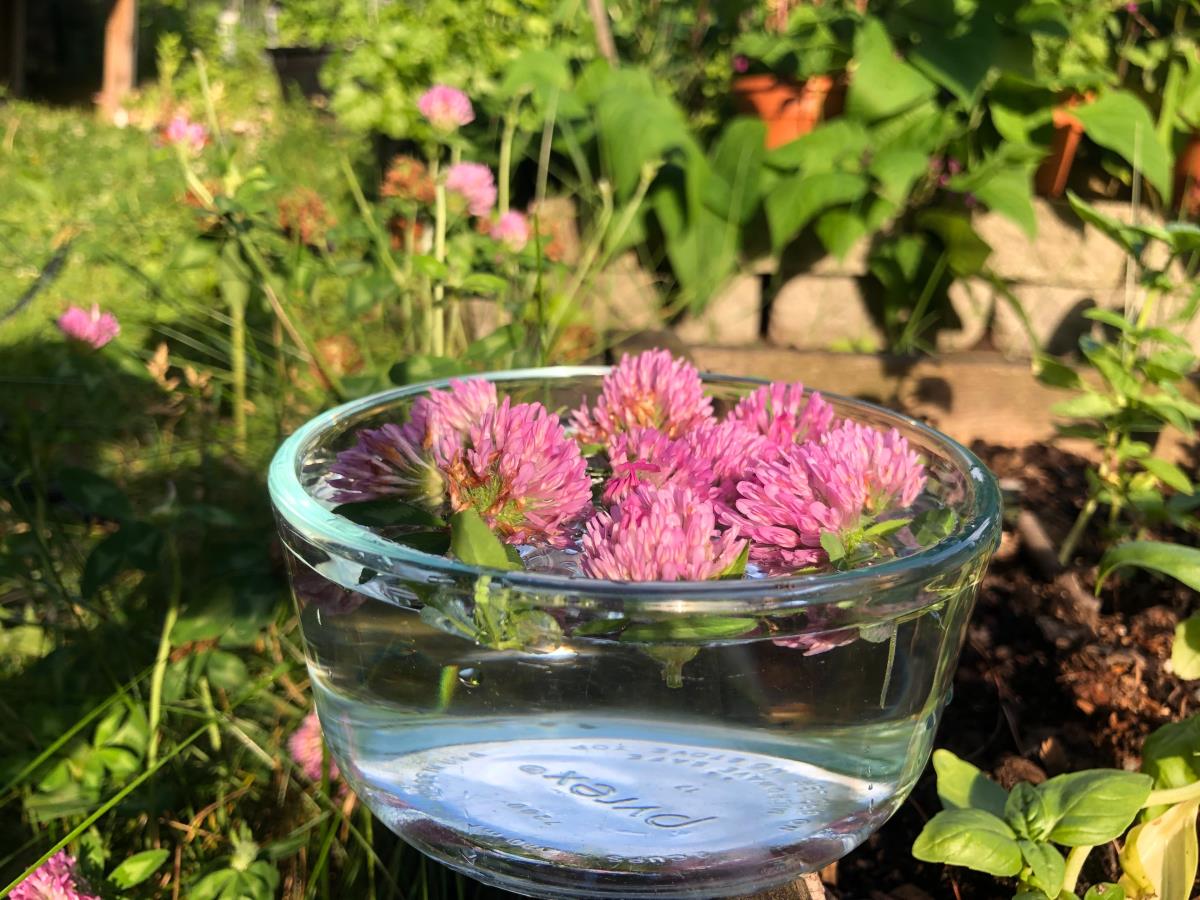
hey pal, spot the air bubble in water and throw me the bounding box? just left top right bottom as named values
left=458, top=668, right=482, bottom=688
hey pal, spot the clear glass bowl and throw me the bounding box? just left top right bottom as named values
left=269, top=367, right=1001, bottom=899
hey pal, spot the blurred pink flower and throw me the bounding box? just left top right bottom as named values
left=330, top=378, right=497, bottom=508
left=445, top=398, right=592, bottom=545
left=733, top=54, right=750, bottom=73
left=581, top=484, right=746, bottom=582
left=572, top=349, right=715, bottom=445
left=603, top=426, right=715, bottom=504
left=490, top=211, right=530, bottom=251
left=418, top=85, right=475, bottom=132
left=57, top=304, right=119, bottom=349
left=730, top=381, right=834, bottom=452
left=289, top=710, right=339, bottom=783
left=445, top=162, right=497, bottom=217
left=10, top=851, right=99, bottom=900
left=162, top=114, right=207, bottom=152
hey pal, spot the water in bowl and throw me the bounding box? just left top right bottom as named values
left=293, top=560, right=968, bottom=899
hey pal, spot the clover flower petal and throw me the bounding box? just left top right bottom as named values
left=10, top=851, right=99, bottom=900
left=418, top=85, right=474, bottom=132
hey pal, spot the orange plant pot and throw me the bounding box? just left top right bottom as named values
left=732, top=73, right=844, bottom=149
left=1174, top=132, right=1200, bottom=216
left=1034, top=94, right=1091, bottom=198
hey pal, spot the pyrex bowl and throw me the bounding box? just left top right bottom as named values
left=268, top=367, right=1001, bottom=899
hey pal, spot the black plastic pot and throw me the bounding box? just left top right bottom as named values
left=267, top=46, right=331, bottom=100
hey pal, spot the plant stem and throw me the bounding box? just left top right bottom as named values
left=535, top=89, right=559, bottom=206
left=432, top=155, right=447, bottom=357
left=229, top=288, right=247, bottom=455
left=197, top=675, right=222, bottom=752
left=897, top=250, right=948, bottom=353
left=498, top=100, right=519, bottom=215
left=1059, top=495, right=1099, bottom=566
left=1145, top=778, right=1200, bottom=808
left=147, top=536, right=182, bottom=769
left=437, top=665, right=459, bottom=711
left=1061, top=844, right=1092, bottom=896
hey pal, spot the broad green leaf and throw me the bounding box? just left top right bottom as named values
left=1073, top=92, right=1172, bottom=202
left=206, top=650, right=249, bottom=692
left=388, top=355, right=471, bottom=385
left=932, top=749, right=1008, bottom=818
left=908, top=9, right=1002, bottom=103
left=719, top=543, right=750, bottom=579
left=1067, top=192, right=1144, bottom=256
left=449, top=509, right=520, bottom=571
left=332, top=499, right=444, bottom=528
left=459, top=273, right=509, bottom=295
left=1040, top=770, right=1153, bottom=846
left=863, top=517, right=912, bottom=540
left=912, top=508, right=959, bottom=546
left=1118, top=800, right=1199, bottom=900
left=1007, top=781, right=1052, bottom=841
left=1034, top=355, right=1084, bottom=390
left=765, top=172, right=868, bottom=252
left=620, top=616, right=758, bottom=643
left=392, top=531, right=452, bottom=555
left=972, top=164, right=1037, bottom=237
left=1142, top=714, right=1200, bottom=819
left=109, top=848, right=170, bottom=889
left=765, top=119, right=871, bottom=173
left=1097, top=541, right=1200, bottom=592
left=704, top=118, right=766, bottom=224
left=820, top=531, right=846, bottom=562
left=1052, top=392, right=1121, bottom=420
left=1084, top=308, right=1135, bottom=332
left=1083, top=885, right=1125, bottom=900
left=1164, top=222, right=1200, bottom=255
left=58, top=467, right=133, bottom=522
left=1019, top=839, right=1066, bottom=898
left=1081, top=337, right=1140, bottom=399
left=869, top=146, right=929, bottom=204
left=1141, top=458, right=1194, bottom=495
left=815, top=209, right=867, bottom=260
left=1172, top=616, right=1200, bottom=681
left=911, top=808, right=1023, bottom=877
left=847, top=18, right=936, bottom=121
left=916, top=209, right=992, bottom=276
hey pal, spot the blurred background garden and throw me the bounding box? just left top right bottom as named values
left=2, top=0, right=1200, bottom=898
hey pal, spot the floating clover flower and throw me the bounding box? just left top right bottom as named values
left=329, top=379, right=497, bottom=508
left=289, top=710, right=339, bottom=783
left=581, top=484, right=746, bottom=582
left=418, top=85, right=475, bottom=133
left=57, top=304, right=119, bottom=349
left=572, top=349, right=714, bottom=445
left=730, top=381, right=834, bottom=452
left=445, top=398, right=591, bottom=545
left=805, top=420, right=926, bottom=516
left=445, top=162, right=497, bottom=218
left=10, top=851, right=99, bottom=900
left=603, top=426, right=715, bottom=504
left=162, top=114, right=207, bottom=152
left=684, top=419, right=769, bottom=506
left=490, top=211, right=530, bottom=251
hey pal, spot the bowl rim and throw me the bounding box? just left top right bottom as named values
left=268, top=365, right=1001, bottom=603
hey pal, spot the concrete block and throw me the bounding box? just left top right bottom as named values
left=675, top=273, right=762, bottom=345
left=937, top=277, right=994, bottom=352
left=588, top=252, right=662, bottom=333
left=991, top=284, right=1123, bottom=358
left=767, top=275, right=882, bottom=350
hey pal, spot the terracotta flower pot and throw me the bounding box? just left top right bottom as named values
left=1174, top=132, right=1200, bottom=216
left=1034, top=94, right=1092, bottom=198
left=733, top=74, right=844, bottom=150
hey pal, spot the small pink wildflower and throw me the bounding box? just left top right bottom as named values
left=733, top=54, right=750, bottom=73
left=603, top=426, right=715, bottom=504
left=730, top=381, right=834, bottom=453
left=490, top=211, right=530, bottom=251
left=572, top=350, right=715, bottom=445
left=330, top=378, right=497, bottom=508
left=289, top=710, right=339, bottom=783
left=162, top=114, right=207, bottom=152
left=683, top=420, right=770, bottom=506
left=56, top=304, right=119, bottom=349
left=445, top=398, right=592, bottom=545
left=445, top=162, right=497, bottom=218
left=10, top=851, right=99, bottom=900
left=804, top=420, right=925, bottom=515
left=418, top=85, right=474, bottom=132
left=581, top=484, right=746, bottom=582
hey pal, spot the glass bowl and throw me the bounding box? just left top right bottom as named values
left=268, top=367, right=1001, bottom=899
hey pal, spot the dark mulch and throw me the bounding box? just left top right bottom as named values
left=833, top=442, right=1196, bottom=900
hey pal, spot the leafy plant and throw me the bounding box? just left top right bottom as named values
left=732, top=2, right=858, bottom=80
left=914, top=717, right=1200, bottom=899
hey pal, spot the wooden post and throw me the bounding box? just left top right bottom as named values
left=99, top=0, right=137, bottom=121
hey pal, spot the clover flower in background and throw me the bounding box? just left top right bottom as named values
left=161, top=113, right=207, bottom=152
left=57, top=304, right=120, bottom=349
left=381, top=155, right=436, bottom=205
left=445, top=162, right=496, bottom=218
left=730, top=381, right=834, bottom=453
left=572, top=349, right=715, bottom=445
left=277, top=186, right=336, bottom=247
left=445, top=398, right=592, bottom=545
left=289, top=710, right=339, bottom=783
left=10, top=851, right=99, bottom=900
left=581, top=484, right=746, bottom=582
left=417, top=85, right=475, bottom=133
left=490, top=210, right=530, bottom=251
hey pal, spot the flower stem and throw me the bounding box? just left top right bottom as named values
left=1058, top=495, right=1099, bottom=567
left=147, top=536, right=182, bottom=770
left=1061, top=844, right=1092, bottom=896
left=432, top=155, right=447, bottom=357
left=498, top=101, right=518, bottom=215
left=229, top=287, right=247, bottom=455
left=1145, top=779, right=1200, bottom=808
left=437, top=665, right=459, bottom=711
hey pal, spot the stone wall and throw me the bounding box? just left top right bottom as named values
left=669, top=198, right=1200, bottom=356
